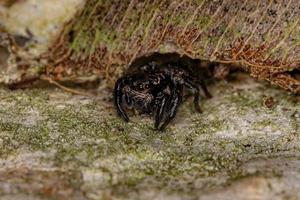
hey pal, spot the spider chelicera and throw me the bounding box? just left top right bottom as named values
left=114, top=60, right=212, bottom=130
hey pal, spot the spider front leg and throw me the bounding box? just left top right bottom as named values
left=154, top=93, right=170, bottom=129
left=200, top=81, right=212, bottom=98
left=158, top=86, right=183, bottom=131
left=114, top=77, right=130, bottom=122
left=184, top=79, right=202, bottom=113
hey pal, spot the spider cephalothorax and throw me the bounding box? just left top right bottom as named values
left=114, top=61, right=212, bottom=130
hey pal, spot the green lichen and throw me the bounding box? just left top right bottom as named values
left=0, top=76, right=299, bottom=199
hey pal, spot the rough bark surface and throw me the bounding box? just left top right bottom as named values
left=0, top=75, right=299, bottom=200
left=0, top=1, right=300, bottom=199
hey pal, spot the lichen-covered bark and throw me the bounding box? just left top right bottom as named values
left=0, top=76, right=299, bottom=199
left=1, top=2, right=300, bottom=199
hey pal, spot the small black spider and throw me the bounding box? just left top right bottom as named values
left=114, top=60, right=212, bottom=130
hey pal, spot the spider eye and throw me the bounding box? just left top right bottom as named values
left=153, top=78, right=160, bottom=85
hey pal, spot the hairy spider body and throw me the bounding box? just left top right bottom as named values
left=114, top=61, right=212, bottom=130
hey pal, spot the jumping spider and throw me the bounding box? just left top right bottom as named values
left=114, top=60, right=212, bottom=130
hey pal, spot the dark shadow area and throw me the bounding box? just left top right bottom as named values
left=128, top=52, right=239, bottom=83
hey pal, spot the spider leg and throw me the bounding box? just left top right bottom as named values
left=114, top=77, right=130, bottom=122
left=193, top=88, right=202, bottom=113
left=184, top=79, right=202, bottom=113
left=158, top=86, right=183, bottom=131
left=124, top=93, right=132, bottom=107
left=200, top=82, right=212, bottom=98
left=154, top=94, right=170, bottom=129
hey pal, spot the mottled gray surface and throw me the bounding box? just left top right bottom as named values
left=0, top=0, right=86, bottom=53
left=0, top=0, right=86, bottom=84
left=0, top=75, right=299, bottom=200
